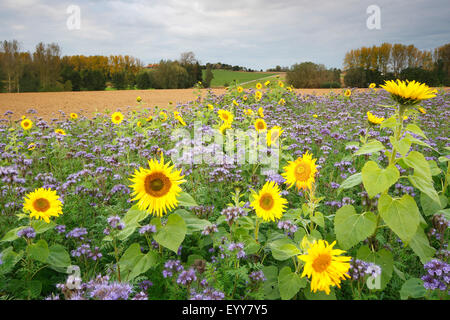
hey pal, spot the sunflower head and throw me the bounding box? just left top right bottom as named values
left=344, top=89, right=352, bottom=97
left=278, top=98, right=286, bottom=105
left=23, top=188, right=63, bottom=223
left=28, top=143, right=36, bottom=150
left=264, top=80, right=271, bottom=87
left=250, top=181, right=288, bottom=222
left=256, top=83, right=262, bottom=90
left=137, top=96, right=142, bottom=102
left=21, top=119, right=33, bottom=131
left=380, top=79, right=437, bottom=106
left=258, top=107, right=264, bottom=118
left=369, top=83, right=376, bottom=89
left=146, top=116, right=153, bottom=122
left=267, top=126, right=284, bottom=147
left=243, top=95, right=248, bottom=101
left=111, top=112, right=124, bottom=124
left=219, top=121, right=232, bottom=135
left=70, top=113, right=78, bottom=120
left=366, top=111, right=385, bottom=126
left=282, top=151, right=318, bottom=191
left=207, top=104, right=214, bottom=111
left=255, top=91, right=262, bottom=101
left=298, top=240, right=351, bottom=295
left=55, top=128, right=66, bottom=135
left=129, top=155, right=185, bottom=217
left=254, top=118, right=267, bottom=132
left=237, top=86, right=244, bottom=93
left=418, top=107, right=426, bottom=114
left=278, top=80, right=284, bottom=88
left=159, top=111, right=168, bottom=122
left=217, top=109, right=234, bottom=123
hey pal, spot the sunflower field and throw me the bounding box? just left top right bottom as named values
left=0, top=80, right=449, bottom=300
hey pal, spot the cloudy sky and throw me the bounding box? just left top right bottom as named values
left=1, top=0, right=449, bottom=70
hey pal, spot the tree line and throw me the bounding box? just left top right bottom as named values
left=0, top=41, right=209, bottom=92
left=343, top=43, right=450, bottom=87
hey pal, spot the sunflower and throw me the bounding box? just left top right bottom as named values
left=298, top=240, right=351, bottom=295
left=418, top=107, right=426, bottom=114
left=243, top=95, right=248, bottom=101
left=255, top=91, right=262, bottom=101
left=366, top=111, right=384, bottom=125
left=23, top=188, right=63, bottom=223
left=344, top=89, right=351, bottom=97
left=232, top=100, right=239, bottom=107
left=55, top=128, right=66, bottom=135
left=207, top=104, right=214, bottom=111
left=217, top=109, right=234, bottom=123
left=21, top=118, right=33, bottom=131
left=137, top=96, right=142, bottom=102
left=111, top=112, right=124, bottom=124
left=70, top=113, right=78, bottom=120
left=264, top=80, right=271, bottom=87
left=250, top=181, right=288, bottom=222
left=146, top=116, right=153, bottom=122
left=278, top=98, right=286, bottom=105
left=254, top=118, right=267, bottom=132
left=258, top=107, right=264, bottom=118
left=174, top=113, right=187, bottom=126
left=28, top=143, right=36, bottom=150
left=313, top=114, right=318, bottom=118
left=278, top=80, right=285, bottom=88
left=137, top=121, right=142, bottom=127
left=256, top=83, right=262, bottom=90
left=244, top=109, right=254, bottom=116
left=282, top=151, right=318, bottom=191
left=129, top=155, right=185, bottom=217
left=267, top=126, right=284, bottom=147
left=219, top=121, right=232, bottom=135
left=369, top=83, right=376, bottom=89
left=159, top=111, right=168, bottom=122
left=380, top=79, right=437, bottom=105
left=237, top=86, right=244, bottom=93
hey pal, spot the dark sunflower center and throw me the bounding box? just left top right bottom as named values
left=294, top=163, right=310, bottom=181
left=115, top=116, right=121, bottom=121
left=33, top=198, right=50, bottom=212
left=144, top=173, right=172, bottom=197
left=257, top=122, right=265, bottom=129
left=312, top=253, right=332, bottom=273
left=259, top=193, right=274, bottom=211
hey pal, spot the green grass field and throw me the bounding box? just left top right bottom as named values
left=202, top=69, right=280, bottom=87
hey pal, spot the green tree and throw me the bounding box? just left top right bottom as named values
left=111, top=71, right=127, bottom=90
left=203, top=66, right=214, bottom=88
left=136, top=71, right=152, bottom=89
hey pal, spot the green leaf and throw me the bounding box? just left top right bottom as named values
left=403, top=151, right=432, bottom=180
left=0, top=247, right=23, bottom=275
left=428, top=160, right=441, bottom=176
left=269, top=238, right=301, bottom=261
left=334, top=205, right=377, bottom=250
left=311, top=212, right=324, bottom=228
left=31, top=220, right=55, bottom=235
left=405, top=133, right=433, bottom=150
left=153, top=213, right=186, bottom=253
left=354, top=140, right=385, bottom=156
left=116, top=224, right=138, bottom=241
left=420, top=192, right=445, bottom=216
left=362, top=161, right=399, bottom=198
left=119, top=243, right=158, bottom=281
left=28, top=239, right=49, bottom=263
left=47, top=245, right=71, bottom=268
left=389, top=136, right=412, bottom=156
left=1, top=226, right=27, bottom=242
left=409, top=226, right=435, bottom=264
left=263, top=266, right=280, bottom=299
left=380, top=116, right=397, bottom=129
left=405, top=124, right=428, bottom=139
left=122, top=205, right=149, bottom=225
left=175, top=209, right=211, bottom=235
left=278, top=266, right=306, bottom=300
left=357, top=246, right=394, bottom=290
left=177, top=192, right=198, bottom=208
left=400, top=278, right=426, bottom=300
left=303, top=285, right=337, bottom=300
left=408, top=175, right=440, bottom=205
left=337, top=173, right=362, bottom=194
left=378, top=194, right=420, bottom=244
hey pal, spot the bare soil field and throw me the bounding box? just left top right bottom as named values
left=1, top=88, right=448, bottom=120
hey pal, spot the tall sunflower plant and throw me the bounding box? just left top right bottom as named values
left=336, top=80, right=445, bottom=286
